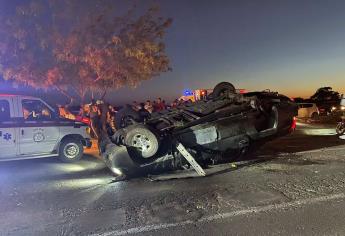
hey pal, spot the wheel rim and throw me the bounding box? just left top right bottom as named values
left=131, top=133, right=154, bottom=158
left=63, top=143, right=80, bottom=159
left=337, top=125, right=345, bottom=135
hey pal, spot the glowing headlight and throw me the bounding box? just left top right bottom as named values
left=341, top=106, right=345, bottom=111
left=331, top=106, right=336, bottom=111
left=111, top=167, right=123, bottom=176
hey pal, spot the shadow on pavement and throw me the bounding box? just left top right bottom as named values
left=0, top=154, right=112, bottom=184
left=259, top=134, right=344, bottom=155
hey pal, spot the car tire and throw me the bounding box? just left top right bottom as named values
left=213, top=82, right=236, bottom=98
left=124, top=124, right=160, bottom=159
left=59, top=138, right=83, bottom=162
left=336, top=123, right=345, bottom=135
left=115, top=106, right=141, bottom=128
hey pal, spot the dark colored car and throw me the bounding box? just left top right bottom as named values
left=99, top=82, right=298, bottom=177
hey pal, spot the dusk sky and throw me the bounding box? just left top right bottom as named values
left=1, top=0, right=345, bottom=104
left=111, top=0, right=345, bottom=104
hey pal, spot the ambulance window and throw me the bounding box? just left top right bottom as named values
left=0, top=100, right=10, bottom=121
left=22, top=99, right=53, bottom=120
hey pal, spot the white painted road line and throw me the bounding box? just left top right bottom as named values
left=295, top=146, right=345, bottom=154
left=92, top=193, right=345, bottom=236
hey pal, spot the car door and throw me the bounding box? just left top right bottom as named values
left=18, top=98, right=60, bottom=156
left=0, top=98, right=17, bottom=158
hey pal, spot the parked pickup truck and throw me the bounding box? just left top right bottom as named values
left=0, top=94, right=91, bottom=162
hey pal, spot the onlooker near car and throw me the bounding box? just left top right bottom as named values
left=144, top=100, right=154, bottom=113
left=107, top=105, right=116, bottom=135
left=89, top=103, right=100, bottom=139
left=171, top=99, right=179, bottom=108
left=155, top=98, right=165, bottom=111
left=132, top=101, right=140, bottom=111
left=152, top=100, right=157, bottom=112
left=138, top=103, right=151, bottom=121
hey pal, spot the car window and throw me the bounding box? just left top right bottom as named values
left=22, top=99, right=53, bottom=120
left=0, top=100, right=10, bottom=121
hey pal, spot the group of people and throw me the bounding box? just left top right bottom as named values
left=132, top=97, right=193, bottom=114
left=132, top=98, right=167, bottom=114
left=58, top=96, right=195, bottom=140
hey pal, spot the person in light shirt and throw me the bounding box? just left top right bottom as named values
left=144, top=100, right=153, bottom=113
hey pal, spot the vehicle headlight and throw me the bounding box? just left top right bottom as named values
left=341, top=106, right=345, bottom=111
left=331, top=106, right=336, bottom=111
left=111, top=167, right=122, bottom=176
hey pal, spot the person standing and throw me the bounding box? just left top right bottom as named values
left=138, top=103, right=151, bottom=121
left=144, top=100, right=154, bottom=113
left=156, top=98, right=165, bottom=112
left=89, top=102, right=100, bottom=139
left=106, top=105, right=116, bottom=135
left=132, top=101, right=140, bottom=111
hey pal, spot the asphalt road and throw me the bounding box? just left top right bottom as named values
left=1, top=122, right=345, bottom=236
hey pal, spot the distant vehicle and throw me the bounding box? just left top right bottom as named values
left=341, top=96, right=345, bottom=107
left=327, top=96, right=345, bottom=121
left=179, top=88, right=247, bottom=102
left=0, top=94, right=91, bottom=162
left=331, top=95, right=345, bottom=113
left=297, top=103, right=319, bottom=119
left=336, top=96, right=345, bottom=137
left=336, top=118, right=345, bottom=136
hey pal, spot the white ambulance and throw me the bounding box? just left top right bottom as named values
left=0, top=94, right=92, bottom=162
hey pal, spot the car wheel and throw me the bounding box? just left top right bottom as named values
left=59, top=138, right=83, bottom=162
left=213, top=82, right=236, bottom=98
left=336, top=123, right=345, bottom=135
left=125, top=124, right=160, bottom=159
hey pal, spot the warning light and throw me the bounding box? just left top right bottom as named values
left=184, top=89, right=193, bottom=96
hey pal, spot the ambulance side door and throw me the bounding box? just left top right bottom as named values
left=18, top=98, right=60, bottom=156
left=0, top=98, right=17, bottom=159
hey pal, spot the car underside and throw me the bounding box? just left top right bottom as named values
left=99, top=82, right=298, bottom=178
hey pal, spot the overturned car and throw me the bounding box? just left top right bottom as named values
left=99, top=82, right=298, bottom=178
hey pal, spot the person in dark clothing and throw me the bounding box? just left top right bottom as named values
left=152, top=100, right=158, bottom=112
left=138, top=103, right=151, bottom=121
left=89, top=103, right=100, bottom=139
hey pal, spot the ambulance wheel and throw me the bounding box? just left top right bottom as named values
left=59, top=138, right=83, bottom=162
